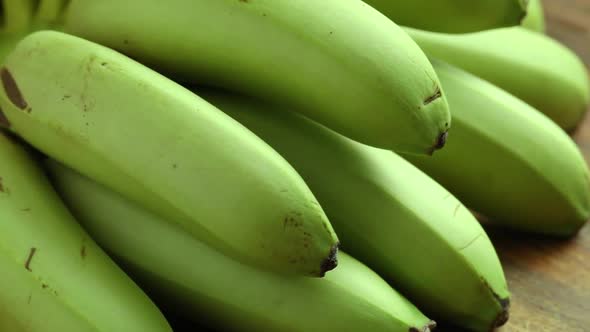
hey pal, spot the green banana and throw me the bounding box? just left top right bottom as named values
left=46, top=160, right=436, bottom=332
left=0, top=132, right=172, bottom=332
left=195, top=88, right=510, bottom=331
left=363, top=0, right=528, bottom=34
left=62, top=0, right=450, bottom=154
left=404, top=62, right=590, bottom=237
left=0, top=30, right=339, bottom=276
left=0, top=32, right=21, bottom=62
left=521, top=0, right=545, bottom=32
left=405, top=26, right=590, bottom=131
left=1, top=0, right=36, bottom=33
left=33, top=0, right=68, bottom=28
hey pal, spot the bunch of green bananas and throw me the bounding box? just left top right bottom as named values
left=0, top=0, right=587, bottom=331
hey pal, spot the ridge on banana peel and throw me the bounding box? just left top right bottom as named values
left=0, top=30, right=339, bottom=277
left=404, top=61, right=590, bottom=237
left=195, top=88, right=511, bottom=332
left=405, top=26, right=590, bottom=131
left=521, top=0, right=545, bottom=32
left=363, top=0, right=528, bottom=34
left=46, top=160, right=437, bottom=332
left=62, top=0, right=450, bottom=154
left=0, top=132, right=172, bottom=332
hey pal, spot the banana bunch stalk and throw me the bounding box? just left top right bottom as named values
left=0, top=0, right=589, bottom=331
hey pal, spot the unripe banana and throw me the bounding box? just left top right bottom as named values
left=405, top=27, right=590, bottom=131
left=0, top=32, right=22, bottom=61
left=404, top=62, right=590, bottom=237
left=0, top=132, right=172, bottom=332
left=363, top=0, right=528, bottom=33
left=0, top=30, right=339, bottom=276
left=194, top=88, right=510, bottom=332
left=46, top=160, right=436, bottom=332
left=62, top=0, right=450, bottom=154
left=521, top=0, right=545, bottom=32
left=33, top=0, right=68, bottom=27
left=1, top=0, right=36, bottom=33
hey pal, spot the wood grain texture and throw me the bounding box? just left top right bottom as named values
left=490, top=226, right=590, bottom=332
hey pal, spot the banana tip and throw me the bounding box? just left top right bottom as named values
left=436, top=131, right=448, bottom=150
left=427, top=131, right=449, bottom=155
left=409, top=320, right=436, bottom=332
left=493, top=297, right=511, bottom=328
left=318, top=242, right=339, bottom=277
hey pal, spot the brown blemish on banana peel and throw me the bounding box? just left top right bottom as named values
left=409, top=320, right=437, bottom=332
left=0, top=105, right=9, bottom=127
left=318, top=243, right=339, bottom=277
left=1, top=67, right=28, bottom=110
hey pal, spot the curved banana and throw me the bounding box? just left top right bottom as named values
left=404, top=62, right=590, bottom=236
left=46, top=160, right=436, bottom=332
left=363, top=0, right=528, bottom=34
left=405, top=27, right=590, bottom=131
left=521, top=0, right=545, bottom=32
left=194, top=88, right=510, bottom=332
left=0, top=132, right=172, bottom=332
left=62, top=0, right=450, bottom=154
left=0, top=30, right=339, bottom=276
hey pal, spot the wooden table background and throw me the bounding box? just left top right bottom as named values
left=172, top=2, right=590, bottom=331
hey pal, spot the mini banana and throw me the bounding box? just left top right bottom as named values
left=405, top=27, right=590, bottom=131
left=0, top=131, right=172, bottom=332
left=62, top=0, right=450, bottom=154
left=363, top=0, right=528, bottom=33
left=195, top=88, right=510, bottom=332
left=404, top=62, right=590, bottom=237
left=47, top=160, right=436, bottom=332
left=521, top=0, right=545, bottom=32
left=0, top=30, right=339, bottom=276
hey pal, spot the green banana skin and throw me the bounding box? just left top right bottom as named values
left=0, top=244, right=99, bottom=332
left=521, top=0, right=545, bottom=32
left=363, top=0, right=528, bottom=34
left=195, top=88, right=510, bottom=332
left=46, top=160, right=436, bottom=332
left=405, top=27, right=590, bottom=131
left=0, top=31, right=339, bottom=277
left=1, top=0, right=36, bottom=33
left=62, top=0, right=450, bottom=154
left=0, top=32, right=22, bottom=62
left=404, top=62, right=590, bottom=237
left=0, top=132, right=172, bottom=332
left=33, top=0, right=69, bottom=28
